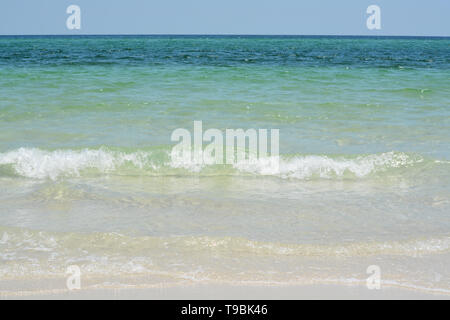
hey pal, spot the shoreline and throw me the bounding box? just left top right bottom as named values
left=2, top=281, right=449, bottom=300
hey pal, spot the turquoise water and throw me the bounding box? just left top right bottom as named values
left=0, top=36, right=449, bottom=294
left=1, top=36, right=449, bottom=158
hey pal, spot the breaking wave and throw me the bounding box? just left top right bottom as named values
left=0, top=147, right=438, bottom=180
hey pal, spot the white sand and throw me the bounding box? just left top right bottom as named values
left=2, top=283, right=448, bottom=300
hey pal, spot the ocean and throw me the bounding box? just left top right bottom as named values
left=0, top=35, right=449, bottom=294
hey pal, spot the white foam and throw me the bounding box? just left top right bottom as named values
left=234, top=151, right=418, bottom=179
left=0, top=148, right=154, bottom=180
left=0, top=148, right=422, bottom=180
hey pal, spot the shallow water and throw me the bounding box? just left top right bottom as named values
left=0, top=36, right=449, bottom=293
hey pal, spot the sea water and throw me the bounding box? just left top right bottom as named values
left=0, top=36, right=449, bottom=294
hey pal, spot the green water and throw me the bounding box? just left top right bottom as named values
left=0, top=36, right=449, bottom=294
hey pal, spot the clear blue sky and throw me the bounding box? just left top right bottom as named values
left=0, top=0, right=448, bottom=36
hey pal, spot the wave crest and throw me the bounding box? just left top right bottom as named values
left=0, top=147, right=432, bottom=180
left=0, top=148, right=157, bottom=180
left=235, top=152, right=420, bottom=179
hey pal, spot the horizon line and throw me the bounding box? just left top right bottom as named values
left=0, top=33, right=449, bottom=38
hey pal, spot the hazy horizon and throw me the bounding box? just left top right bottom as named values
left=0, top=34, right=449, bottom=38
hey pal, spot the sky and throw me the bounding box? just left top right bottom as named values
left=0, top=0, right=449, bottom=36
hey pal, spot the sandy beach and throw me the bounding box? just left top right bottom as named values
left=3, top=283, right=448, bottom=300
